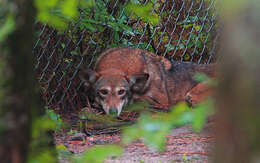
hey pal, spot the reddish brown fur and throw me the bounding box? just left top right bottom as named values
left=80, top=47, right=216, bottom=114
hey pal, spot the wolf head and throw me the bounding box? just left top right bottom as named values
left=79, top=69, right=149, bottom=116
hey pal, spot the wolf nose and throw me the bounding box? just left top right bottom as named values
left=109, top=108, right=118, bottom=115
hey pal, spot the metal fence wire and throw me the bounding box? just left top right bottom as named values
left=33, top=0, right=219, bottom=111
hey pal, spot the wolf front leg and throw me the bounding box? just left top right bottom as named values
left=185, top=82, right=214, bottom=107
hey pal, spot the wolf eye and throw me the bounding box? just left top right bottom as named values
left=118, top=89, right=126, bottom=96
left=99, top=89, right=108, bottom=96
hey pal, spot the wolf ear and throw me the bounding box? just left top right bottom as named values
left=129, top=73, right=150, bottom=94
left=79, top=69, right=99, bottom=88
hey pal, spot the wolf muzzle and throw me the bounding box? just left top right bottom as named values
left=109, top=107, right=118, bottom=115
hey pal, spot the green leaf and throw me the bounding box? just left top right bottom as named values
left=183, top=24, right=193, bottom=29
left=34, top=0, right=82, bottom=30
left=36, top=11, right=68, bottom=30
left=126, top=2, right=160, bottom=25
left=166, top=102, right=191, bottom=123
left=190, top=33, right=197, bottom=40
left=61, top=43, right=65, bottom=49
left=193, top=72, right=210, bottom=83
left=196, top=40, right=203, bottom=49
left=165, top=44, right=175, bottom=52
left=186, top=40, right=193, bottom=48
left=178, top=43, right=185, bottom=49
left=194, top=25, right=201, bottom=31
left=73, top=145, right=123, bottom=163
left=67, top=129, right=78, bottom=135
left=113, top=32, right=120, bottom=41
left=183, top=53, right=191, bottom=61
left=123, top=103, right=192, bottom=151
left=122, top=113, right=171, bottom=151
left=84, top=23, right=97, bottom=32
left=61, top=0, right=79, bottom=19
left=0, top=14, right=15, bottom=43
left=122, top=125, right=141, bottom=144
left=31, top=117, right=57, bottom=138
left=141, top=116, right=171, bottom=151
left=34, top=0, right=59, bottom=9
left=28, top=150, right=57, bottom=163
left=133, top=42, right=153, bottom=51
left=56, top=144, right=67, bottom=151
left=79, top=0, right=95, bottom=8
left=107, top=22, right=120, bottom=31
left=192, top=101, right=214, bottom=132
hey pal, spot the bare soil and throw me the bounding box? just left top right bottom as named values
left=55, top=119, right=214, bottom=163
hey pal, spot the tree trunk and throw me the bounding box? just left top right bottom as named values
left=214, top=1, right=260, bottom=162
left=0, top=0, right=52, bottom=162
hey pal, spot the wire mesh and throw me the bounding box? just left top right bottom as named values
left=33, top=0, right=219, bottom=111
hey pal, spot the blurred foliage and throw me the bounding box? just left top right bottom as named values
left=194, top=72, right=218, bottom=87
left=31, top=109, right=63, bottom=138
left=72, top=145, right=123, bottom=163
left=28, top=109, right=64, bottom=163
left=56, top=144, right=73, bottom=161
left=217, top=0, right=247, bottom=19
left=0, top=0, right=15, bottom=44
left=0, top=14, right=15, bottom=44
left=123, top=101, right=214, bottom=151
left=28, top=150, right=57, bottom=163
left=192, top=101, right=214, bottom=132
left=193, top=72, right=211, bottom=83
left=34, top=0, right=94, bottom=30
left=45, top=108, right=64, bottom=131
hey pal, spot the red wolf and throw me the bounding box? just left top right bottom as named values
left=80, top=47, right=216, bottom=116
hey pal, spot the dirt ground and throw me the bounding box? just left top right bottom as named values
left=55, top=119, right=214, bottom=163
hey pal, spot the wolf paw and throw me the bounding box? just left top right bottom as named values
left=185, top=93, right=195, bottom=107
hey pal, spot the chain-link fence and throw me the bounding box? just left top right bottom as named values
left=33, top=0, right=219, bottom=111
